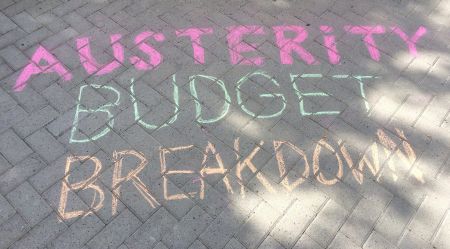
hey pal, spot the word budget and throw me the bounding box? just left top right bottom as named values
left=14, top=24, right=426, bottom=91
left=69, top=73, right=375, bottom=143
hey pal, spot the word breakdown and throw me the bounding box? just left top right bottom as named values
left=58, top=127, right=422, bottom=220
left=13, top=25, right=426, bottom=91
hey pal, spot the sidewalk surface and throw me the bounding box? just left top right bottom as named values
left=0, top=0, right=449, bottom=248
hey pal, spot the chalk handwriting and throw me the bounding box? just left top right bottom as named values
left=69, top=73, right=374, bottom=143
left=13, top=24, right=426, bottom=92
left=58, top=127, right=424, bottom=220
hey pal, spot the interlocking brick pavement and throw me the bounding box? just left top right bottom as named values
left=0, top=0, right=449, bottom=248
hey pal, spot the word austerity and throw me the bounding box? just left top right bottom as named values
left=14, top=25, right=426, bottom=91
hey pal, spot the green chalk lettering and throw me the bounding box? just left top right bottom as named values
left=353, top=75, right=375, bottom=112
left=301, top=73, right=323, bottom=78
left=189, top=74, right=230, bottom=123
left=332, top=74, right=349, bottom=79
left=130, top=76, right=179, bottom=129
left=236, top=70, right=286, bottom=119
left=290, top=73, right=340, bottom=116
left=70, top=84, right=121, bottom=143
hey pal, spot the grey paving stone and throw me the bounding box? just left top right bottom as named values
left=15, top=27, right=53, bottom=50
left=28, top=154, right=70, bottom=194
left=63, top=12, right=93, bottom=33
left=399, top=230, right=434, bottom=249
left=9, top=213, right=67, bottom=249
left=312, top=177, right=361, bottom=211
left=48, top=213, right=105, bottom=249
left=12, top=11, right=42, bottom=33
left=374, top=197, right=415, bottom=245
left=411, top=139, right=449, bottom=179
left=0, top=86, right=18, bottom=113
left=293, top=234, right=324, bottom=249
left=10, top=85, right=48, bottom=113
left=0, top=0, right=14, bottom=10
left=363, top=231, right=397, bottom=249
left=258, top=236, right=285, bottom=249
left=188, top=240, right=208, bottom=249
left=340, top=197, right=386, bottom=246
left=0, top=192, right=15, bottom=224
left=25, top=129, right=66, bottom=163
left=0, top=214, right=30, bottom=249
left=46, top=107, right=79, bottom=137
left=329, top=232, right=362, bottom=249
left=58, top=129, right=101, bottom=156
left=125, top=207, right=177, bottom=249
left=0, top=154, right=12, bottom=176
left=51, top=43, right=83, bottom=71
left=0, top=153, right=45, bottom=194
left=0, top=45, right=28, bottom=70
left=0, top=28, right=26, bottom=50
left=41, top=27, right=78, bottom=51
left=162, top=222, right=198, bottom=249
left=0, top=63, right=14, bottom=81
left=76, top=1, right=108, bottom=17
left=161, top=205, right=213, bottom=249
left=0, top=105, right=27, bottom=135
left=35, top=13, right=69, bottom=33
left=101, top=0, right=132, bottom=16
left=154, top=242, right=170, bottom=249
left=0, top=12, right=17, bottom=34
left=27, top=0, right=63, bottom=18
left=111, top=11, right=142, bottom=32
left=42, top=84, right=76, bottom=113
left=2, top=0, right=35, bottom=17
left=270, top=199, right=318, bottom=248
left=305, top=199, right=349, bottom=248
left=237, top=201, right=281, bottom=249
left=224, top=238, right=246, bottom=249
left=14, top=105, right=59, bottom=137
left=86, top=209, right=141, bottom=249
left=6, top=181, right=52, bottom=226
left=0, top=129, right=33, bottom=165
left=53, top=0, right=87, bottom=17
left=185, top=182, right=229, bottom=217
left=432, top=210, right=450, bottom=249
left=199, top=207, right=248, bottom=249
